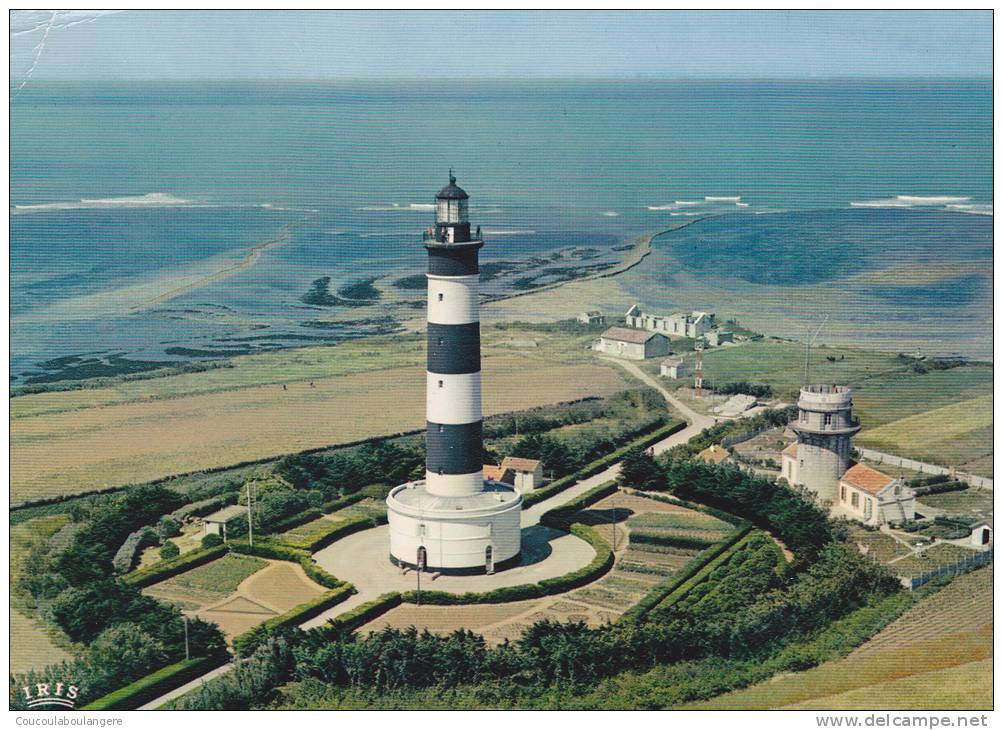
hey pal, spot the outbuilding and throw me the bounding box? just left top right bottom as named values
left=577, top=310, right=605, bottom=326
left=970, top=520, right=993, bottom=548
left=202, top=504, right=246, bottom=541
left=500, top=456, right=545, bottom=492
left=660, top=357, right=689, bottom=379
left=593, top=326, right=671, bottom=360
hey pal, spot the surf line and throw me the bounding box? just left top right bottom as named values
left=128, top=221, right=301, bottom=312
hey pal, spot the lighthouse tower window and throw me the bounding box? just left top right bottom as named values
left=438, top=293, right=443, bottom=301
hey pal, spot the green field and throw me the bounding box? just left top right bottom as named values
left=142, top=554, right=267, bottom=609
left=917, top=488, right=993, bottom=521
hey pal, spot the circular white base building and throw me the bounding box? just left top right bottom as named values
left=387, top=479, right=522, bottom=574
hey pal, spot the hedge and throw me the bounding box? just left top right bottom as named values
left=233, top=583, right=356, bottom=657
left=79, top=654, right=228, bottom=710
left=400, top=523, right=613, bottom=605
left=228, top=538, right=344, bottom=589
left=312, top=592, right=404, bottom=638
left=522, top=420, right=686, bottom=508
left=619, top=524, right=754, bottom=623
left=265, top=508, right=323, bottom=535
left=538, top=480, right=618, bottom=531
left=628, top=531, right=720, bottom=551
left=275, top=515, right=381, bottom=552
left=319, top=491, right=368, bottom=514
left=121, top=544, right=228, bottom=588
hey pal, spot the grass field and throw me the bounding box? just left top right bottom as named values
left=143, top=554, right=267, bottom=610
left=688, top=566, right=993, bottom=710
left=10, top=352, right=629, bottom=504
left=855, top=395, right=993, bottom=476
left=918, top=488, right=993, bottom=521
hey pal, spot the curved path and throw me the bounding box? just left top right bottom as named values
left=140, top=358, right=711, bottom=709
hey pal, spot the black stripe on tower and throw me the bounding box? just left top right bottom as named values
left=427, top=322, right=480, bottom=375
left=426, top=243, right=482, bottom=277
left=426, top=421, right=483, bottom=475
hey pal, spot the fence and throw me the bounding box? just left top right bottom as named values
left=721, top=427, right=771, bottom=449
left=856, top=447, right=993, bottom=490
left=902, top=547, right=993, bottom=590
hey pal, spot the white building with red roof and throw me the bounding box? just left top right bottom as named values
left=836, top=463, right=916, bottom=526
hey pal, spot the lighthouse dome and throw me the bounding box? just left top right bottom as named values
left=436, top=173, right=469, bottom=200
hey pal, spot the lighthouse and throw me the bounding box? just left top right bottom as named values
left=386, top=174, right=522, bottom=574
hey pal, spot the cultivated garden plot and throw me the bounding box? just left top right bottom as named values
left=142, top=554, right=269, bottom=611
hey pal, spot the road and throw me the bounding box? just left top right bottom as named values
left=140, top=357, right=712, bottom=709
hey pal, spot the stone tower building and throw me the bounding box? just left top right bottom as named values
left=788, top=384, right=862, bottom=505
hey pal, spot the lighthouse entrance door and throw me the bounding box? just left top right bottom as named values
left=485, top=545, right=494, bottom=574
left=417, top=546, right=427, bottom=572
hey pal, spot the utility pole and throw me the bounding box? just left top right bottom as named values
left=247, top=480, right=255, bottom=548
left=803, top=314, right=829, bottom=386
left=611, top=495, right=617, bottom=556
left=183, top=615, right=190, bottom=660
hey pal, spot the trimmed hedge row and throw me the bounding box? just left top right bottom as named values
left=79, top=654, right=228, bottom=710
left=539, top=480, right=619, bottom=531
left=628, top=531, right=720, bottom=551
left=400, top=523, right=614, bottom=605
left=121, top=544, right=228, bottom=588
left=233, top=584, right=356, bottom=657
left=312, top=592, right=404, bottom=638
left=275, top=515, right=381, bottom=552
left=619, top=524, right=753, bottom=624
left=522, top=420, right=685, bottom=508
left=319, top=491, right=368, bottom=514
left=228, top=538, right=343, bottom=589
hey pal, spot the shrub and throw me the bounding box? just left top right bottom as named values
left=233, top=584, right=356, bottom=657
left=122, top=544, right=228, bottom=588
left=228, top=538, right=345, bottom=590
left=156, top=516, right=182, bottom=540
left=159, top=541, right=181, bottom=560
left=111, top=527, right=159, bottom=574
left=202, top=533, right=224, bottom=548
left=276, top=515, right=379, bottom=552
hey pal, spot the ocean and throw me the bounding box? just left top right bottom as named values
left=9, top=79, right=993, bottom=381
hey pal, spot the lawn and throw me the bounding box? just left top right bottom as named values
left=890, top=543, right=979, bottom=579
left=688, top=566, right=992, bottom=710
left=917, top=488, right=993, bottom=521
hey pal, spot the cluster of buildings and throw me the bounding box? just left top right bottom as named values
left=586, top=305, right=733, bottom=363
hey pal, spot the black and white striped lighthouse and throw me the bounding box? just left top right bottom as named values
left=424, top=172, right=485, bottom=498
left=386, top=174, right=521, bottom=573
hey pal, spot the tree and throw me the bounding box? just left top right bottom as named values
left=160, top=541, right=181, bottom=560
left=157, top=515, right=182, bottom=540
left=618, top=448, right=666, bottom=491
left=202, top=533, right=224, bottom=548
left=88, top=623, right=168, bottom=678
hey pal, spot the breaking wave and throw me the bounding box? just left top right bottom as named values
left=11, top=192, right=194, bottom=214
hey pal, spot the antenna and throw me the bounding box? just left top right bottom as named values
left=803, top=314, right=829, bottom=385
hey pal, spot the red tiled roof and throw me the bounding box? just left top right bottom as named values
left=501, top=456, right=541, bottom=473
left=600, top=326, right=661, bottom=344
left=782, top=442, right=799, bottom=458
left=840, top=463, right=896, bottom=496
left=483, top=465, right=507, bottom=481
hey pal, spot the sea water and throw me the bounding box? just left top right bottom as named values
left=9, top=79, right=993, bottom=379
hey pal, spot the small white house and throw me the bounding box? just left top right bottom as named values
left=660, top=357, right=689, bottom=379
left=781, top=442, right=800, bottom=485
left=594, top=327, right=671, bottom=360
left=577, top=310, right=605, bottom=326
left=202, top=505, right=247, bottom=541
left=500, top=456, right=545, bottom=493
left=837, top=463, right=916, bottom=527
left=970, top=520, right=993, bottom=548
